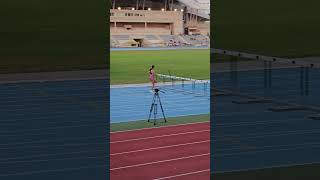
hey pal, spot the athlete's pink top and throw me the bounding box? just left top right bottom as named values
left=149, top=69, right=155, bottom=81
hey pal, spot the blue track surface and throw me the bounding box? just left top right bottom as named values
left=212, top=67, right=320, bottom=172
left=111, top=83, right=210, bottom=123
left=0, top=79, right=108, bottom=179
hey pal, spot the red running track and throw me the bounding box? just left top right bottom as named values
left=110, top=122, right=210, bottom=180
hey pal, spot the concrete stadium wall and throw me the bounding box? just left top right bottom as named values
left=110, top=9, right=183, bottom=35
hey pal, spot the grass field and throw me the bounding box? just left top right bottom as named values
left=0, top=1, right=108, bottom=74
left=110, top=49, right=210, bottom=131
left=212, top=1, right=320, bottom=177
left=214, top=163, right=320, bottom=179
left=212, top=0, right=320, bottom=58
left=111, top=114, right=209, bottom=132
left=110, top=49, right=210, bottom=84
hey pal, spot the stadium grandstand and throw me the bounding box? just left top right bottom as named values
left=110, top=0, right=210, bottom=48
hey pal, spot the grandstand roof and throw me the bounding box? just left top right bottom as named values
left=110, top=0, right=210, bottom=19
left=111, top=0, right=209, bottom=11
left=177, top=0, right=210, bottom=19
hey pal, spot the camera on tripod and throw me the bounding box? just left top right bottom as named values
left=148, top=88, right=167, bottom=125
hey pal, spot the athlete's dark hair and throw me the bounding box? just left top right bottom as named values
left=149, top=65, right=155, bottom=74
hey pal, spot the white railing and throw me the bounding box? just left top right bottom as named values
left=212, top=48, right=317, bottom=68
left=157, top=74, right=209, bottom=84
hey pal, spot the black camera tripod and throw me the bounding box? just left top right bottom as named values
left=147, top=89, right=167, bottom=125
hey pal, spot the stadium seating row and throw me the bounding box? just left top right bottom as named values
left=110, top=34, right=209, bottom=48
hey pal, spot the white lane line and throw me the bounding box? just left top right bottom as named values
left=110, top=129, right=210, bottom=144
left=153, top=169, right=210, bottom=180
left=110, top=153, right=210, bottom=171
left=111, top=121, right=209, bottom=134
left=111, top=140, right=210, bottom=156
left=111, top=79, right=210, bottom=88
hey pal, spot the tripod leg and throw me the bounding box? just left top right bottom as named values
left=153, top=101, right=157, bottom=125
left=148, top=95, right=156, bottom=122
left=157, top=95, right=167, bottom=123
left=148, top=104, right=154, bottom=122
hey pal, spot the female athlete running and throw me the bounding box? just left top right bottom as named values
left=149, top=65, right=157, bottom=90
